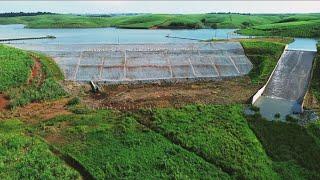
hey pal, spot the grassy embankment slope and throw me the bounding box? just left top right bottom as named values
left=0, top=45, right=66, bottom=108
left=240, top=38, right=289, bottom=85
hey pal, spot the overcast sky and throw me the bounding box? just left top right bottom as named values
left=1, top=1, right=320, bottom=14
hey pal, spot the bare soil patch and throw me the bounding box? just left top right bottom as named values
left=0, top=94, right=9, bottom=110
left=72, top=77, right=260, bottom=110
left=0, top=98, right=72, bottom=124
left=29, top=55, right=44, bottom=85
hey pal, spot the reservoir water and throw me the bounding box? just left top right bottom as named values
left=0, top=24, right=245, bottom=44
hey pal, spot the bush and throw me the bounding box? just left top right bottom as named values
left=286, top=115, right=298, bottom=123
left=66, top=97, right=81, bottom=106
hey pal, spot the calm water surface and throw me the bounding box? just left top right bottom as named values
left=0, top=24, right=245, bottom=44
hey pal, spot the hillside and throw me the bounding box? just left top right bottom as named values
left=0, top=13, right=301, bottom=29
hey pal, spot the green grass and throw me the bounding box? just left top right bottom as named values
left=238, top=19, right=320, bottom=38
left=310, top=43, right=320, bottom=102
left=0, top=13, right=303, bottom=29
left=0, top=45, right=33, bottom=91
left=241, top=40, right=287, bottom=84
left=0, top=119, right=80, bottom=179
left=0, top=45, right=67, bottom=108
left=246, top=114, right=320, bottom=179
left=138, top=104, right=278, bottom=179
left=38, top=110, right=230, bottom=179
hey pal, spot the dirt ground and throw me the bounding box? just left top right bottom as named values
left=0, top=98, right=72, bottom=124
left=0, top=94, right=9, bottom=110
left=29, top=55, right=45, bottom=85
left=65, top=76, right=260, bottom=111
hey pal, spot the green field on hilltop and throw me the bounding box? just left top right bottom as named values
left=0, top=13, right=302, bottom=29
left=238, top=16, right=320, bottom=38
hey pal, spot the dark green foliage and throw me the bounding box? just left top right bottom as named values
left=310, top=43, right=320, bottom=101
left=0, top=119, right=80, bottom=179
left=67, top=97, right=81, bottom=106
left=40, top=110, right=229, bottom=179
left=285, top=115, right=298, bottom=123
left=144, top=104, right=278, bottom=179
left=247, top=116, right=320, bottom=179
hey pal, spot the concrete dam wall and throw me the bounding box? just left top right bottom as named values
left=10, top=42, right=253, bottom=84
left=253, top=49, right=317, bottom=119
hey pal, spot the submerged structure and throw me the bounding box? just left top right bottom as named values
left=11, top=42, right=253, bottom=84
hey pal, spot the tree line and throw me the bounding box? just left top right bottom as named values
left=0, top=12, right=54, bottom=17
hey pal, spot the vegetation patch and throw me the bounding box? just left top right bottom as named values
left=247, top=114, right=320, bottom=179
left=0, top=45, right=67, bottom=108
left=0, top=45, right=33, bottom=91
left=38, top=110, right=229, bottom=179
left=310, top=43, right=320, bottom=102
left=238, top=19, right=320, bottom=38
left=0, top=119, right=80, bottom=179
left=0, top=13, right=317, bottom=30
left=241, top=40, right=287, bottom=84
left=138, top=104, right=278, bottom=179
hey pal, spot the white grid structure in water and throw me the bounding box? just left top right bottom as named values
left=11, top=42, right=253, bottom=84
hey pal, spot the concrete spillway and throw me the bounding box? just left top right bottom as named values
left=253, top=49, right=317, bottom=119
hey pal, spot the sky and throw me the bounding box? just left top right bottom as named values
left=0, top=1, right=320, bottom=14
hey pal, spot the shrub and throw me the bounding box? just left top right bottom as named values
left=66, top=97, right=81, bottom=106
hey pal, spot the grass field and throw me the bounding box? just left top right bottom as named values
left=0, top=13, right=300, bottom=29
left=238, top=14, right=320, bottom=37
left=138, top=105, right=278, bottom=179
left=35, top=103, right=320, bottom=179
left=0, top=45, right=66, bottom=108
left=0, top=119, right=80, bottom=179
left=247, top=114, right=320, bottom=179
left=37, top=110, right=230, bottom=179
